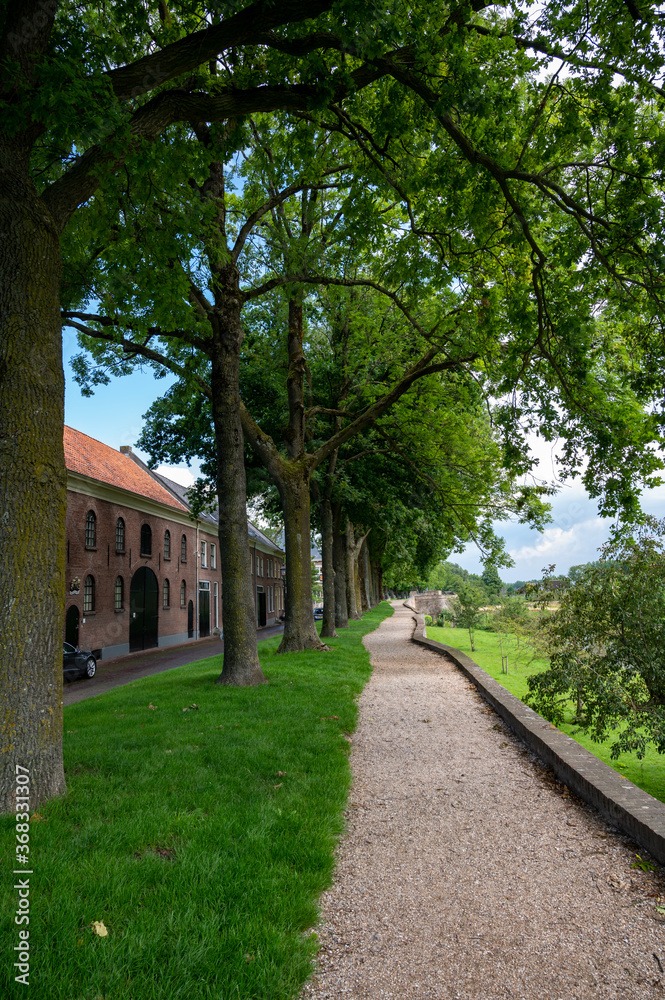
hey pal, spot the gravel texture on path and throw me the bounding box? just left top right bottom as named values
left=300, top=602, right=665, bottom=1000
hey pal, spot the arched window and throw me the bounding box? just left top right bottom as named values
left=85, top=510, right=96, bottom=548
left=181, top=534, right=187, bottom=562
left=83, top=575, right=95, bottom=613
left=140, top=523, right=152, bottom=556
left=180, top=580, right=186, bottom=607
left=164, top=529, right=171, bottom=560
left=163, top=579, right=170, bottom=608
left=115, top=517, right=125, bottom=552
left=114, top=576, right=124, bottom=610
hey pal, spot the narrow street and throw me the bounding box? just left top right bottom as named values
left=63, top=624, right=284, bottom=705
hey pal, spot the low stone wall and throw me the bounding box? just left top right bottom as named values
left=408, top=607, right=665, bottom=867
left=409, top=590, right=455, bottom=619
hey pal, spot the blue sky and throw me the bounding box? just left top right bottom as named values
left=458, top=435, right=665, bottom=581
left=63, top=327, right=202, bottom=482
left=64, top=327, right=665, bottom=584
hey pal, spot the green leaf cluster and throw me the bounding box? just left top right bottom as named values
left=526, top=518, right=665, bottom=757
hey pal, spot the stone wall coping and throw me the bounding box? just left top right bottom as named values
left=407, top=607, right=665, bottom=866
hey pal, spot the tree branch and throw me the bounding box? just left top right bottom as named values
left=232, top=174, right=347, bottom=261
left=63, top=325, right=213, bottom=400
left=252, top=29, right=350, bottom=58
left=244, top=271, right=464, bottom=344
left=106, top=0, right=337, bottom=101
left=465, top=23, right=664, bottom=96
left=42, top=85, right=324, bottom=229
left=305, top=406, right=355, bottom=420
left=61, top=311, right=210, bottom=353
left=42, top=57, right=383, bottom=231
left=310, top=349, right=478, bottom=469
left=237, top=399, right=288, bottom=483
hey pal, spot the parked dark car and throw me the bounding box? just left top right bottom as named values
left=313, top=607, right=324, bottom=620
left=63, top=643, right=96, bottom=681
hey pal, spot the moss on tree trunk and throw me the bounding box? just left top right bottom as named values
left=210, top=274, right=265, bottom=686
left=345, top=519, right=360, bottom=620
left=361, top=540, right=372, bottom=611
left=278, top=464, right=324, bottom=652
left=0, top=162, right=67, bottom=812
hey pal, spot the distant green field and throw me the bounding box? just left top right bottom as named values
left=427, top=625, right=665, bottom=805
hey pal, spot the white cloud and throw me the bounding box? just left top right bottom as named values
left=154, top=464, right=197, bottom=488
left=507, top=517, right=606, bottom=571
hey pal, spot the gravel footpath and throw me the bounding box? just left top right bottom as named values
left=301, top=602, right=665, bottom=1000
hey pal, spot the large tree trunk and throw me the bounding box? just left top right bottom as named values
left=357, top=542, right=367, bottom=612
left=319, top=496, right=337, bottom=639
left=0, top=159, right=67, bottom=812
left=362, top=540, right=372, bottom=610
left=345, top=519, right=361, bottom=620
left=210, top=272, right=265, bottom=686
left=370, top=558, right=380, bottom=606
left=272, top=290, right=325, bottom=652
left=278, top=463, right=323, bottom=652
left=332, top=503, right=349, bottom=629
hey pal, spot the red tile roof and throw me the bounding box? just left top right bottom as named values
left=64, top=427, right=188, bottom=512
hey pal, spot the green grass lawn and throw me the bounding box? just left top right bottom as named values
left=1, top=604, right=392, bottom=1000
left=427, top=625, right=665, bottom=805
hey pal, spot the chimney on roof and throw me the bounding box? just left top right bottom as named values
left=120, top=445, right=132, bottom=454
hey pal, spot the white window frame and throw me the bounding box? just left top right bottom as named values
left=210, top=542, right=216, bottom=570
left=201, top=540, right=207, bottom=568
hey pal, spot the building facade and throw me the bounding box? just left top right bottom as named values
left=64, top=427, right=284, bottom=660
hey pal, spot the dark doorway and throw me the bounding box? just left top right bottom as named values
left=199, top=587, right=210, bottom=638
left=187, top=600, right=194, bottom=639
left=65, top=605, right=79, bottom=648
left=129, top=567, right=159, bottom=652
left=257, top=589, right=266, bottom=628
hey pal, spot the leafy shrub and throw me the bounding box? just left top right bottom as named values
left=526, top=519, right=665, bottom=758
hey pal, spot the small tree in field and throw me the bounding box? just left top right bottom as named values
left=492, top=597, right=533, bottom=668
left=452, top=587, right=484, bottom=653
left=526, top=520, right=665, bottom=759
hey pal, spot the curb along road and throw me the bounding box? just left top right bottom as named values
left=63, top=624, right=284, bottom=706
left=407, top=606, right=665, bottom=867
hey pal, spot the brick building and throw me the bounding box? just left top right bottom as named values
left=64, top=427, right=284, bottom=660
